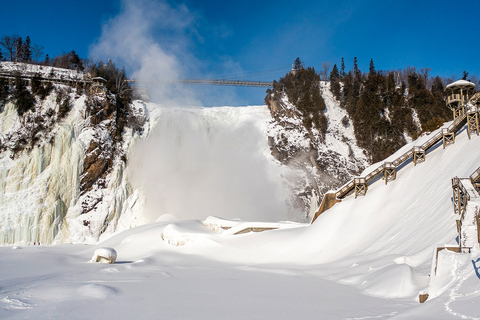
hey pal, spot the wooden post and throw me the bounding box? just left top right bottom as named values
left=442, top=128, right=455, bottom=148
left=383, top=162, right=396, bottom=185
left=412, top=147, right=425, bottom=166
left=354, top=177, right=367, bottom=198
left=467, top=110, right=479, bottom=139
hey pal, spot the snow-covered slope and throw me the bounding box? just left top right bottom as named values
left=1, top=119, right=479, bottom=319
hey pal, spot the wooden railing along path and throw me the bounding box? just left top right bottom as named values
left=312, top=105, right=479, bottom=223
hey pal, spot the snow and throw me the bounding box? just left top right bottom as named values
left=0, top=61, right=85, bottom=81
left=90, top=247, right=117, bottom=264
left=1, top=114, right=480, bottom=318
left=446, top=79, right=476, bottom=90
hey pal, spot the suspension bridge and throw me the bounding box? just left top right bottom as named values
left=126, top=79, right=274, bottom=87
left=126, top=64, right=293, bottom=88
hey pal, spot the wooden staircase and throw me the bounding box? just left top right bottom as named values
left=312, top=104, right=479, bottom=223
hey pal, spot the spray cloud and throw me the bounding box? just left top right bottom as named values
left=90, top=0, right=296, bottom=222
left=90, top=0, right=201, bottom=105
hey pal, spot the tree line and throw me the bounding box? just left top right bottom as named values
left=267, top=57, right=478, bottom=163
left=0, top=34, right=86, bottom=72
left=328, top=57, right=478, bottom=162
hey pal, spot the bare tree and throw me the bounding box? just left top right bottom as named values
left=32, top=44, right=44, bottom=63
left=420, top=67, right=431, bottom=88
left=321, top=61, right=331, bottom=81
left=469, top=75, right=480, bottom=89
left=0, top=35, right=16, bottom=61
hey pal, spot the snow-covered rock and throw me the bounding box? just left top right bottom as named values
left=91, top=247, right=117, bottom=264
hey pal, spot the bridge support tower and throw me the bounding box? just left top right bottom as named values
left=383, top=162, right=396, bottom=185
left=354, top=177, right=368, bottom=198
left=413, top=147, right=425, bottom=166
left=442, top=128, right=455, bottom=148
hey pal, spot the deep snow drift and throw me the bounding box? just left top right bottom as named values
left=1, top=116, right=480, bottom=319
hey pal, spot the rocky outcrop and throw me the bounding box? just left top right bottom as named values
left=266, top=84, right=368, bottom=219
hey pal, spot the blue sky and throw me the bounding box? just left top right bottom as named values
left=1, top=0, right=478, bottom=106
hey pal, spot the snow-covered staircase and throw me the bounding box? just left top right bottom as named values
left=456, top=178, right=480, bottom=251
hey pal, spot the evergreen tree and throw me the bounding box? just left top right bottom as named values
left=369, top=59, right=376, bottom=75
left=280, top=65, right=328, bottom=136
left=69, top=50, right=83, bottom=71
left=22, top=36, right=32, bottom=61
left=330, top=64, right=341, bottom=100
left=0, top=77, right=9, bottom=103
left=12, top=72, right=35, bottom=116
left=294, top=57, right=304, bottom=70
left=340, top=57, right=346, bottom=79
left=462, top=71, right=469, bottom=80
left=353, top=57, right=361, bottom=80
left=352, top=57, right=362, bottom=102
left=0, top=47, right=3, bottom=61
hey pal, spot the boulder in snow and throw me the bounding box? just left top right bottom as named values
left=91, top=247, right=117, bottom=264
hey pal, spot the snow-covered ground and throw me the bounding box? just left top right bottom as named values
left=1, top=117, right=480, bottom=319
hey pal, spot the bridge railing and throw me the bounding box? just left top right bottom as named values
left=127, top=79, right=273, bottom=88
left=470, top=166, right=480, bottom=184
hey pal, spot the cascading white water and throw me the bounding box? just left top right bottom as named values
left=129, top=105, right=299, bottom=223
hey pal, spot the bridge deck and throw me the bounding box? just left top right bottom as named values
left=127, top=79, right=273, bottom=87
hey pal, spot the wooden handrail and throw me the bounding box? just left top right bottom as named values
left=330, top=103, right=478, bottom=202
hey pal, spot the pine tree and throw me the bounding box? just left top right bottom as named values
left=294, top=57, right=304, bottom=70
left=340, top=57, right=346, bottom=79
left=12, top=72, right=35, bottom=116
left=369, top=59, right=376, bottom=75
left=69, top=50, right=83, bottom=71
left=23, top=36, right=32, bottom=62
left=353, top=57, right=361, bottom=80
left=330, top=64, right=341, bottom=100
left=352, top=57, right=361, bottom=102
left=462, top=71, right=469, bottom=80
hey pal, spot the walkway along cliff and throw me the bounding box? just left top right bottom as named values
left=312, top=79, right=480, bottom=223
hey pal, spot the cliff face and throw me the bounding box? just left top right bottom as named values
left=0, top=63, right=148, bottom=244
left=266, top=82, right=369, bottom=216
left=0, top=63, right=370, bottom=243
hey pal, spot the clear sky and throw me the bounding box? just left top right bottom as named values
left=1, top=0, right=479, bottom=106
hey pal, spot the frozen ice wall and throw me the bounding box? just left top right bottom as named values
left=0, top=96, right=141, bottom=245
left=0, top=101, right=84, bottom=244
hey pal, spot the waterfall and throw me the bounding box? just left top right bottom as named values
left=129, top=106, right=297, bottom=223
left=0, top=99, right=300, bottom=245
